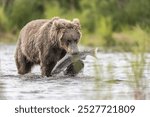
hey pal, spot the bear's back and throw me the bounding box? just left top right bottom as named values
left=20, top=19, right=49, bottom=35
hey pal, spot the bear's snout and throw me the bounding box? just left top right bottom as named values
left=68, top=42, right=79, bottom=54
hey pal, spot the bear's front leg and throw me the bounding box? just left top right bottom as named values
left=39, top=48, right=57, bottom=77
left=40, top=61, right=56, bottom=77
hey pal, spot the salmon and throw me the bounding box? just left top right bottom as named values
left=51, top=48, right=98, bottom=75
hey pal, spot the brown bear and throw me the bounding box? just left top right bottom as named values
left=15, top=17, right=82, bottom=77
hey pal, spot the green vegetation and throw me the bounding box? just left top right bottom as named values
left=0, top=0, right=150, bottom=51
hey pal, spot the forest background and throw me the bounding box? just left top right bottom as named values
left=0, top=0, right=150, bottom=51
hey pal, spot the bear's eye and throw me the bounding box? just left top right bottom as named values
left=74, top=39, right=78, bottom=43
left=67, top=40, right=71, bottom=44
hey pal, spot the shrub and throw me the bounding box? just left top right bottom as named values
left=10, top=0, right=45, bottom=29
left=0, top=6, right=8, bottom=32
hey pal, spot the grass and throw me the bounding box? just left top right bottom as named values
left=0, top=32, right=17, bottom=44
left=91, top=51, right=148, bottom=99
left=90, top=27, right=149, bottom=99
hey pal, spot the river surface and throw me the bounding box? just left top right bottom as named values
left=0, top=45, right=150, bottom=100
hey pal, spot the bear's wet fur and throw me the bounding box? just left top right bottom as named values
left=15, top=17, right=81, bottom=76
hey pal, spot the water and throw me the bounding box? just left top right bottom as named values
left=0, top=45, right=150, bottom=100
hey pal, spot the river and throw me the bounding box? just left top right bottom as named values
left=0, top=45, right=150, bottom=100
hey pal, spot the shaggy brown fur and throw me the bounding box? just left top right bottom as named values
left=15, top=17, right=82, bottom=76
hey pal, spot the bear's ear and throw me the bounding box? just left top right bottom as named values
left=72, top=18, right=80, bottom=28
left=53, top=20, right=65, bottom=30
left=53, top=20, right=59, bottom=27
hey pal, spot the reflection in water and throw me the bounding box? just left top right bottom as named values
left=132, top=78, right=147, bottom=100
left=0, top=59, right=6, bottom=99
left=0, top=57, right=1, bottom=73
left=0, top=80, right=6, bottom=100
left=0, top=45, right=150, bottom=100
left=134, top=88, right=145, bottom=100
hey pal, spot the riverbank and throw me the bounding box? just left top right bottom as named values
left=0, top=32, right=17, bottom=44
left=1, top=26, right=150, bottom=52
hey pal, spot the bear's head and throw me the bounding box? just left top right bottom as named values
left=51, top=18, right=81, bottom=54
